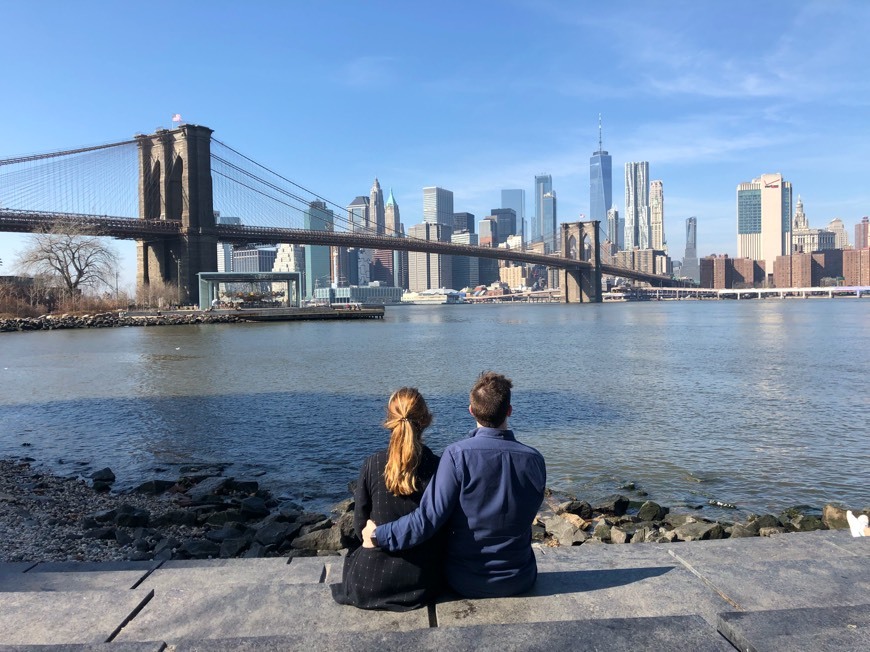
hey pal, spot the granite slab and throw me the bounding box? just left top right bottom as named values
left=433, top=563, right=732, bottom=628
left=171, top=614, right=732, bottom=651
left=0, top=589, right=153, bottom=645
left=0, top=562, right=38, bottom=574
left=669, top=553, right=870, bottom=611
left=140, top=558, right=323, bottom=591
left=26, top=561, right=161, bottom=573
left=0, top=644, right=164, bottom=652
left=718, top=604, right=870, bottom=652
left=665, top=530, right=860, bottom=563
left=0, top=570, right=149, bottom=592
left=115, top=584, right=428, bottom=643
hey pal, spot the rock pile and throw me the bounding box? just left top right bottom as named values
left=1, top=458, right=865, bottom=564
left=0, top=312, right=243, bottom=332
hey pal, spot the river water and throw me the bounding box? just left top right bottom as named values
left=1, top=300, right=867, bottom=520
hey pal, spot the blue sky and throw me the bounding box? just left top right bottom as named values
left=2, top=0, right=869, bottom=287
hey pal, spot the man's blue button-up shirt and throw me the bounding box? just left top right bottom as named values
left=375, top=427, right=546, bottom=598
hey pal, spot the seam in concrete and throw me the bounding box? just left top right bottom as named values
left=318, top=564, right=327, bottom=584
left=824, top=539, right=861, bottom=557
left=427, top=603, right=438, bottom=628
left=105, top=588, right=156, bottom=643
left=130, top=559, right=167, bottom=590
left=19, top=562, right=38, bottom=573
left=667, top=549, right=743, bottom=611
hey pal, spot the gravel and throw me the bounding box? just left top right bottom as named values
left=0, top=458, right=206, bottom=562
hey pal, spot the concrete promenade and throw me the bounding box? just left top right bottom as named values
left=0, top=530, right=866, bottom=651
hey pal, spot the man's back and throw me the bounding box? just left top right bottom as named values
left=442, top=427, right=546, bottom=597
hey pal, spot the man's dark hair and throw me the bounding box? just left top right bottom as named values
left=469, top=371, right=512, bottom=428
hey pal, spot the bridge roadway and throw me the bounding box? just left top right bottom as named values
left=0, top=209, right=680, bottom=287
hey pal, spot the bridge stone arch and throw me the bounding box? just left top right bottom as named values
left=135, top=125, right=217, bottom=304
left=560, top=221, right=602, bottom=303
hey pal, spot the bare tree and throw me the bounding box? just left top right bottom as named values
left=15, top=223, right=119, bottom=298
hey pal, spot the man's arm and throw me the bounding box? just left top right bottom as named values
left=374, top=448, right=460, bottom=551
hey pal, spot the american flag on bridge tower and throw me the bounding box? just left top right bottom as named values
left=172, top=114, right=183, bottom=124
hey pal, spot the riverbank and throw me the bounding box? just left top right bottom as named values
left=1, top=457, right=864, bottom=564
left=0, top=312, right=243, bottom=332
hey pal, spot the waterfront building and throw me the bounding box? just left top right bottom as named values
left=682, top=217, right=699, bottom=283
left=451, top=231, right=479, bottom=289
left=314, top=282, right=403, bottom=305
left=423, top=186, right=454, bottom=227
left=624, top=162, right=650, bottom=250
left=215, top=212, right=242, bottom=273
left=736, top=173, right=793, bottom=277
left=370, top=178, right=385, bottom=235
left=774, top=250, right=843, bottom=288
left=844, top=248, right=870, bottom=285
left=232, top=246, right=278, bottom=273
left=791, top=196, right=836, bottom=253
left=542, top=191, right=557, bottom=253
left=304, top=200, right=334, bottom=299
left=855, top=217, right=870, bottom=250
left=533, top=174, right=552, bottom=245
left=408, top=222, right=452, bottom=291
left=590, top=116, right=613, bottom=227
left=347, top=195, right=370, bottom=233
left=453, top=212, right=475, bottom=234
left=501, top=189, right=525, bottom=244
left=826, top=218, right=849, bottom=249
left=650, top=180, right=665, bottom=251
left=489, top=208, right=517, bottom=246
left=606, top=206, right=621, bottom=255
left=700, top=255, right=766, bottom=289
left=499, top=265, right=528, bottom=290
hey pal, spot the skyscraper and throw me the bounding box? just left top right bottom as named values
left=606, top=205, right=620, bottom=255
left=649, top=180, right=665, bottom=251
left=423, top=187, right=454, bottom=227
left=542, top=191, right=557, bottom=252
left=408, top=222, right=452, bottom=291
left=826, top=218, right=849, bottom=249
left=347, top=196, right=370, bottom=233
left=453, top=212, right=475, bottom=234
left=214, top=212, right=241, bottom=272
left=624, top=162, right=649, bottom=250
left=589, top=116, right=612, bottom=225
left=737, top=173, right=792, bottom=268
left=489, top=208, right=517, bottom=245
left=856, top=216, right=870, bottom=250
left=682, top=217, right=699, bottom=283
left=303, top=200, right=334, bottom=299
left=534, top=175, right=552, bottom=245
left=370, top=178, right=385, bottom=235
left=501, top=189, right=526, bottom=244
left=385, top=188, right=407, bottom=287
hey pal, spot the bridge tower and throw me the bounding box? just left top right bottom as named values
left=561, top=221, right=602, bottom=303
left=136, top=125, right=217, bottom=305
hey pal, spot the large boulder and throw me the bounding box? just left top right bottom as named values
left=291, top=525, right=344, bottom=551
left=90, top=467, right=116, bottom=482
left=557, top=500, right=593, bottom=519
left=592, top=494, right=630, bottom=516
left=822, top=504, right=848, bottom=530
left=186, top=476, right=232, bottom=502
left=637, top=501, right=668, bottom=522
left=542, top=515, right=577, bottom=547
left=747, top=514, right=781, bottom=534
left=114, top=504, right=150, bottom=528
left=134, top=479, right=176, bottom=495
left=240, top=497, right=270, bottom=520
left=673, top=521, right=725, bottom=542
left=179, top=539, right=220, bottom=559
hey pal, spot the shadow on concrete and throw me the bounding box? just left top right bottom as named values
left=530, top=566, right=675, bottom=596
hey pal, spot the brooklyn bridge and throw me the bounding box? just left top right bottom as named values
left=0, top=124, right=681, bottom=303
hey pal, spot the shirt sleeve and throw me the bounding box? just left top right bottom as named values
left=375, top=446, right=460, bottom=551
left=352, top=457, right=372, bottom=540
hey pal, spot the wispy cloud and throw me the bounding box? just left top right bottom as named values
left=336, top=56, right=397, bottom=89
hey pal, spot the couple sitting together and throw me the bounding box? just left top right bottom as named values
left=331, top=372, right=547, bottom=611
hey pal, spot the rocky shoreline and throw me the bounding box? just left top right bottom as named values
left=0, top=457, right=864, bottom=564
left=0, top=312, right=244, bottom=332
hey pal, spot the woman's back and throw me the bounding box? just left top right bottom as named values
left=332, top=446, right=442, bottom=610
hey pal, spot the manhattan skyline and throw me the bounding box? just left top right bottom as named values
left=1, top=1, right=869, bottom=287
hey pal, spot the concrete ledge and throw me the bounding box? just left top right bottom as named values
left=26, top=561, right=161, bottom=574
left=718, top=604, right=870, bottom=651
left=0, top=589, right=153, bottom=646
left=0, top=643, right=164, bottom=652
left=0, top=571, right=151, bottom=592
left=169, top=614, right=733, bottom=651
left=139, top=558, right=325, bottom=592
left=115, top=584, right=428, bottom=643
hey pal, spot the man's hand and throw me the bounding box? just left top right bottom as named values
left=361, top=519, right=379, bottom=548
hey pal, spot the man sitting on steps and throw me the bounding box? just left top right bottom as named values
left=362, top=371, right=547, bottom=598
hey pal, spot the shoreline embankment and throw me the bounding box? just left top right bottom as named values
left=1, top=457, right=864, bottom=564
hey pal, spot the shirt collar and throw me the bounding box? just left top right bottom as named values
left=469, top=426, right=516, bottom=441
